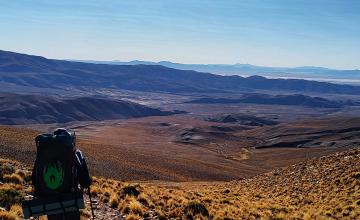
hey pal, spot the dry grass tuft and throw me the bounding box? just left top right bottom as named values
left=9, top=204, right=22, bottom=217
left=138, top=193, right=153, bottom=208
left=121, top=185, right=140, bottom=197
left=118, top=196, right=133, bottom=214
left=80, top=209, right=92, bottom=219
left=14, top=170, right=25, bottom=179
left=0, top=211, right=18, bottom=220
left=109, top=193, right=120, bottom=208
left=128, top=200, right=144, bottom=216
left=90, top=185, right=100, bottom=196
left=0, top=185, right=24, bottom=210
left=118, top=195, right=144, bottom=216
left=3, top=174, right=23, bottom=184
left=184, top=201, right=209, bottom=218
left=125, top=213, right=141, bottom=220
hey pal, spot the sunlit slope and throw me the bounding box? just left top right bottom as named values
left=0, top=148, right=358, bottom=219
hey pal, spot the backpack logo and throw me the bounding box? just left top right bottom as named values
left=43, top=161, right=64, bottom=190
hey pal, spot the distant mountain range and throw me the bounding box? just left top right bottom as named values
left=0, top=93, right=176, bottom=124
left=187, top=93, right=356, bottom=108
left=1, top=50, right=360, bottom=95
left=72, top=60, right=360, bottom=85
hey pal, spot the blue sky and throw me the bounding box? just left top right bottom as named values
left=0, top=0, right=359, bottom=69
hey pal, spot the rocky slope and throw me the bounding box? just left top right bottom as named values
left=0, top=148, right=358, bottom=219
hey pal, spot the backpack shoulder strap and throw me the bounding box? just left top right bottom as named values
left=74, top=150, right=91, bottom=188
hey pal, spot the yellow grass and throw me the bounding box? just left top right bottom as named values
left=91, top=148, right=360, bottom=219
left=0, top=148, right=359, bottom=219
left=3, top=173, right=24, bottom=184
left=9, top=204, right=22, bottom=217
left=0, top=211, right=18, bottom=220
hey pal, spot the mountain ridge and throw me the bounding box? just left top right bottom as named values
left=0, top=93, right=177, bottom=124
left=70, top=58, right=360, bottom=78
left=1, top=50, right=360, bottom=95
left=187, top=93, right=356, bottom=108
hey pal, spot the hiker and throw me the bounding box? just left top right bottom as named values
left=30, top=128, right=92, bottom=220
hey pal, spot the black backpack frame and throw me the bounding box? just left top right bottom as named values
left=32, top=130, right=91, bottom=198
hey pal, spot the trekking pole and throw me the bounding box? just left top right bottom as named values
left=88, top=187, right=96, bottom=220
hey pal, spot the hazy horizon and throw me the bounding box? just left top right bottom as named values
left=1, top=0, right=359, bottom=69
left=2, top=49, right=360, bottom=73
left=69, top=58, right=359, bottom=71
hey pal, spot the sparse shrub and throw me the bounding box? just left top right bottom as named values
left=109, top=194, right=119, bottom=208
left=119, top=200, right=130, bottom=214
left=23, top=171, right=32, bottom=183
left=101, top=182, right=109, bottom=189
left=223, top=189, right=230, bottom=194
left=2, top=175, right=11, bottom=182
left=186, top=214, right=208, bottom=220
left=303, top=198, right=312, bottom=205
left=9, top=204, right=22, bottom=217
left=103, top=189, right=111, bottom=198
left=343, top=206, right=354, bottom=216
left=101, top=195, right=109, bottom=203
left=0, top=186, right=24, bottom=209
left=303, top=212, right=313, bottom=220
left=24, top=186, right=32, bottom=194
left=80, top=209, right=91, bottom=219
left=122, top=185, right=140, bottom=197
left=158, top=216, right=167, bottom=220
left=107, top=179, right=116, bottom=186
left=155, top=209, right=167, bottom=220
left=3, top=174, right=23, bottom=184
left=269, top=206, right=288, bottom=215
left=202, top=198, right=212, bottom=204
left=0, top=211, right=18, bottom=220
left=129, top=200, right=143, bottom=216
left=324, top=210, right=333, bottom=217
left=125, top=213, right=141, bottom=220
left=351, top=172, right=360, bottom=180
left=90, top=186, right=100, bottom=196
left=119, top=196, right=133, bottom=214
left=156, top=200, right=165, bottom=207
left=14, top=170, right=25, bottom=179
left=184, top=201, right=209, bottom=218
left=221, top=199, right=230, bottom=204
left=11, top=184, right=23, bottom=191
left=101, top=188, right=111, bottom=203
left=337, top=205, right=344, bottom=211
left=269, top=212, right=287, bottom=220
left=118, top=196, right=145, bottom=216
left=0, top=163, right=15, bottom=176
left=138, top=193, right=152, bottom=207
left=356, top=200, right=360, bottom=206
left=13, top=170, right=31, bottom=183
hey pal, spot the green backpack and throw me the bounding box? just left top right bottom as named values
left=32, top=129, right=77, bottom=197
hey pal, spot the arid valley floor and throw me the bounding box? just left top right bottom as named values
left=1, top=98, right=360, bottom=219
left=0, top=50, right=360, bottom=219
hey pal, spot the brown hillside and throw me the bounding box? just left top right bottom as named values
left=1, top=116, right=359, bottom=181
left=0, top=147, right=359, bottom=219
